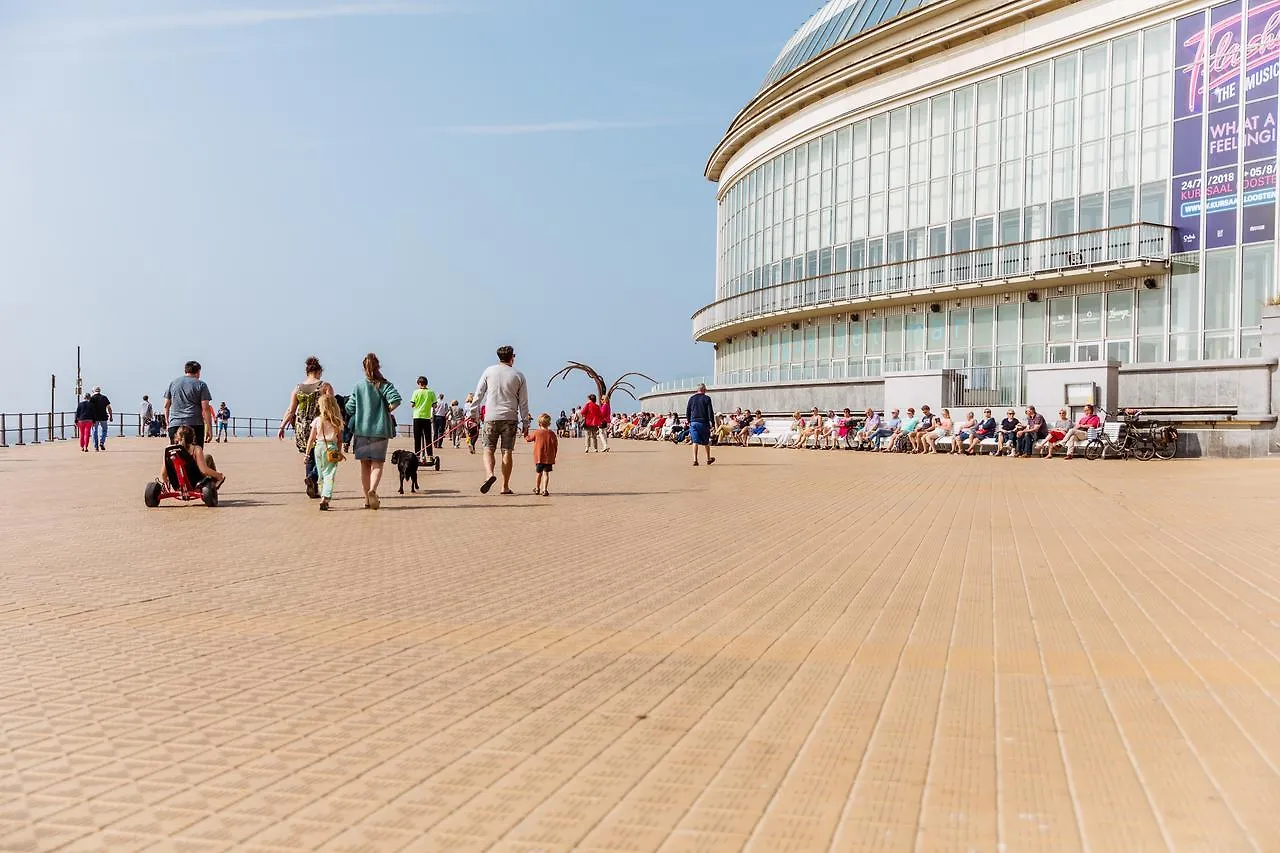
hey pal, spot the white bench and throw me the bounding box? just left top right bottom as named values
left=748, top=419, right=797, bottom=447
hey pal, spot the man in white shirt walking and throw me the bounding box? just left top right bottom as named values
left=471, top=345, right=531, bottom=495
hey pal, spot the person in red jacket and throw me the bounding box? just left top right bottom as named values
left=581, top=394, right=603, bottom=453
left=598, top=394, right=612, bottom=452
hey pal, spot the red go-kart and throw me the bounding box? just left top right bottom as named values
left=144, top=445, right=220, bottom=508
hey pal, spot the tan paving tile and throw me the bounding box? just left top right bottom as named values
left=1, top=439, right=1279, bottom=851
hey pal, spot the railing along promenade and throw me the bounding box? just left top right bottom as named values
left=0, top=411, right=431, bottom=448
left=692, top=222, right=1173, bottom=339
left=0, top=412, right=287, bottom=447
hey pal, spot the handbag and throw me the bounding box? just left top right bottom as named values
left=326, top=444, right=344, bottom=464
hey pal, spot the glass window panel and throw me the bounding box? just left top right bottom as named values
left=868, top=193, right=885, bottom=235
left=1053, top=101, right=1077, bottom=148
left=836, top=127, right=852, bottom=165
left=1110, top=133, right=1137, bottom=188
left=976, top=121, right=998, bottom=167
left=933, top=92, right=954, bottom=134
left=911, top=102, right=929, bottom=140
left=930, top=179, right=949, bottom=224
left=1077, top=293, right=1103, bottom=340
left=1107, top=290, right=1134, bottom=338
left=795, top=144, right=808, bottom=176
left=1051, top=198, right=1075, bottom=235
left=1001, top=116, right=1024, bottom=159
left=890, top=148, right=908, bottom=187
left=870, top=153, right=887, bottom=191
left=852, top=157, right=869, bottom=197
left=1002, top=69, right=1025, bottom=112
left=977, top=80, right=998, bottom=122
left=1083, top=45, right=1108, bottom=92
left=890, top=109, right=908, bottom=148
left=866, top=316, right=883, bottom=354
left=927, top=311, right=945, bottom=350
left=821, top=133, right=835, bottom=170
left=1142, top=74, right=1171, bottom=128
left=1055, top=54, right=1078, bottom=102
left=1028, top=62, right=1051, bottom=108
left=1081, top=91, right=1106, bottom=141
left=1203, top=332, right=1235, bottom=359
left=1169, top=257, right=1200, bottom=332
left=956, top=86, right=976, bottom=128
left=1111, top=81, right=1139, bottom=133
left=1204, top=248, right=1236, bottom=330
left=1001, top=162, right=1022, bottom=208
left=1242, top=242, right=1274, bottom=327
left=1109, top=186, right=1134, bottom=226
left=1137, top=336, right=1165, bottom=361
left=1028, top=107, right=1051, bottom=155
left=1049, top=297, right=1073, bottom=342
left=1143, top=22, right=1171, bottom=76
left=1081, top=141, right=1105, bottom=194
left=1113, top=34, right=1140, bottom=84
left=1170, top=333, right=1197, bottom=361
left=888, top=189, right=905, bottom=231
left=886, top=315, right=904, bottom=353
left=976, top=166, right=997, bottom=215
left=808, top=139, right=821, bottom=175
left=1026, top=154, right=1048, bottom=203
left=909, top=183, right=928, bottom=228
left=1140, top=181, right=1167, bottom=224
left=1053, top=149, right=1076, bottom=199
left=997, top=303, right=1019, bottom=345
left=911, top=141, right=929, bottom=180
left=1140, top=126, right=1169, bottom=182
left=933, top=137, right=950, bottom=175
left=973, top=307, right=994, bottom=347
left=1023, top=300, right=1046, bottom=342
left=952, top=173, right=973, bottom=218
left=906, top=312, right=925, bottom=352
left=949, top=308, right=970, bottom=346
left=835, top=163, right=851, bottom=203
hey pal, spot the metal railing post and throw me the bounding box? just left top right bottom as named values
left=0, top=413, right=7, bottom=447
left=16, top=413, right=25, bottom=445
left=249, top=418, right=254, bottom=438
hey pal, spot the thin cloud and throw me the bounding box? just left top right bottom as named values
left=68, top=2, right=460, bottom=36
left=445, top=119, right=682, bottom=136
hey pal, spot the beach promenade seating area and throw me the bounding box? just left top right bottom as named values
left=1, top=437, right=1277, bottom=851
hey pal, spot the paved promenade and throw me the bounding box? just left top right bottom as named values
left=1, top=437, right=1278, bottom=852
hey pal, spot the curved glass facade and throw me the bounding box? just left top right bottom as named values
left=760, top=0, right=932, bottom=92
left=710, top=13, right=1278, bottom=387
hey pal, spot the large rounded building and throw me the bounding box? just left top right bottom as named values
left=643, top=0, right=1280, bottom=455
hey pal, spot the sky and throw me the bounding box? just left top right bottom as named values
left=0, top=0, right=817, bottom=418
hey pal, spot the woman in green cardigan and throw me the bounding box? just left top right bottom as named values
left=344, top=353, right=401, bottom=510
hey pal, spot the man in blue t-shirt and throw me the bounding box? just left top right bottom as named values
left=685, top=383, right=716, bottom=467
left=164, top=360, right=214, bottom=447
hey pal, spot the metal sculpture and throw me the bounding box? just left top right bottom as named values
left=547, top=362, right=657, bottom=402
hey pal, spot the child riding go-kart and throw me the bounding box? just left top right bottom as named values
left=144, top=426, right=226, bottom=508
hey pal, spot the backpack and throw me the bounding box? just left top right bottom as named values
left=294, top=387, right=323, bottom=453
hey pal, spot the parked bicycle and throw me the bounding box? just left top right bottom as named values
left=1084, top=408, right=1177, bottom=461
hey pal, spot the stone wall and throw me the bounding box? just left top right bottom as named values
left=639, top=378, right=885, bottom=416
left=1117, top=358, right=1275, bottom=414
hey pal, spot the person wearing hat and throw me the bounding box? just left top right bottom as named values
left=88, top=386, right=112, bottom=451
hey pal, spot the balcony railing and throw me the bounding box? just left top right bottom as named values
left=692, top=222, right=1173, bottom=339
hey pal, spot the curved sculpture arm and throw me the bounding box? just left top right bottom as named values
left=547, top=362, right=607, bottom=399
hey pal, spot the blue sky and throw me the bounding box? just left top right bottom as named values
left=0, top=0, right=814, bottom=417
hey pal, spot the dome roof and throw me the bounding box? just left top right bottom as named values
left=760, top=0, right=932, bottom=92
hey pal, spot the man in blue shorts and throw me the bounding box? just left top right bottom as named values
left=685, top=383, right=716, bottom=467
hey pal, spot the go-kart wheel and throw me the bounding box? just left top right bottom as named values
left=1083, top=439, right=1105, bottom=461
left=144, top=481, right=162, bottom=508
left=201, top=484, right=219, bottom=507
left=434, top=457, right=441, bottom=471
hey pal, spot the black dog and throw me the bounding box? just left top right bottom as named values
left=390, top=449, right=419, bottom=494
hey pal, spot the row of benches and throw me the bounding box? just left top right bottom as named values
left=737, top=417, right=1124, bottom=454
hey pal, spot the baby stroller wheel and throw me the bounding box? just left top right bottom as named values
left=201, top=484, right=219, bottom=507
left=433, top=457, right=441, bottom=471
left=144, top=481, right=162, bottom=508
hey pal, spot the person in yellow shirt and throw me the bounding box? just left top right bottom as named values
left=410, top=377, right=437, bottom=462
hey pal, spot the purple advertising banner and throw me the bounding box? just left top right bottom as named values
left=1173, top=173, right=1203, bottom=251
left=1209, top=2, right=1244, bottom=110
left=1242, top=158, right=1277, bottom=241
left=1244, top=96, right=1279, bottom=157
left=1174, top=115, right=1207, bottom=175
left=1178, top=11, right=1207, bottom=68
left=1208, top=106, right=1242, bottom=166
left=1245, top=0, right=1280, bottom=101
left=1204, top=165, right=1240, bottom=248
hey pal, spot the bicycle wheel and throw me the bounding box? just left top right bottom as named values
left=1153, top=439, right=1176, bottom=460
left=1083, top=439, right=1105, bottom=461
left=1131, top=439, right=1155, bottom=461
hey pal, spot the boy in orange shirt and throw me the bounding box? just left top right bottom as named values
left=526, top=413, right=559, bottom=497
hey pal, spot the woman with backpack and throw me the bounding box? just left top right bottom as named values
left=344, top=353, right=402, bottom=510
left=278, top=356, right=333, bottom=499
